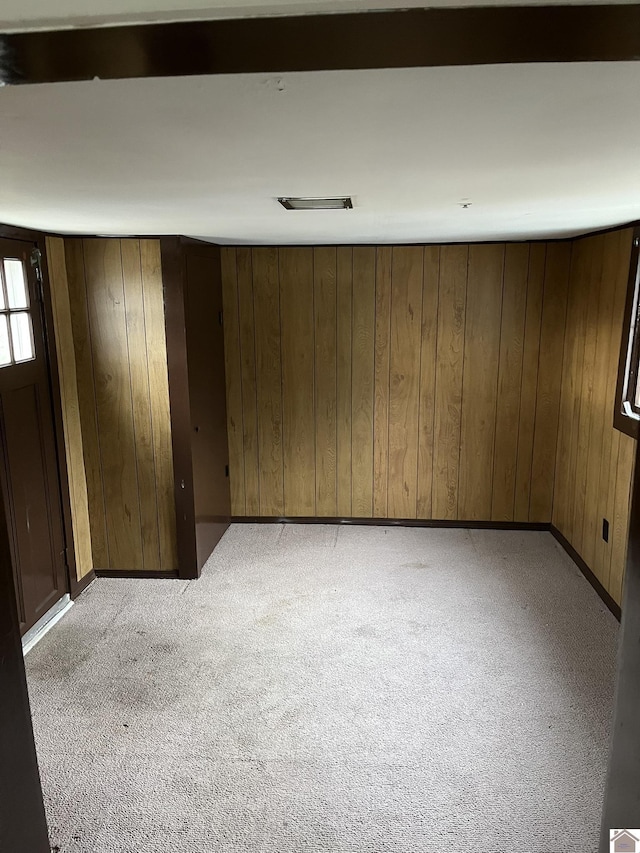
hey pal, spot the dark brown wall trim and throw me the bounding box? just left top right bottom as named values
left=2, top=5, right=640, bottom=86
left=233, top=515, right=550, bottom=530
left=95, top=569, right=179, bottom=579
left=69, top=569, right=95, bottom=600
left=550, top=526, right=621, bottom=621
left=0, top=223, right=48, bottom=243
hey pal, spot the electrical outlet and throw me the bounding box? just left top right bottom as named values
left=602, top=518, right=610, bottom=543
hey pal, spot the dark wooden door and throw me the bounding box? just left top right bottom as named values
left=184, top=243, right=231, bottom=570
left=0, top=238, right=67, bottom=634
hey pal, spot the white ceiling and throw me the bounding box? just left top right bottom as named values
left=0, top=0, right=635, bottom=32
left=1, top=62, right=640, bottom=245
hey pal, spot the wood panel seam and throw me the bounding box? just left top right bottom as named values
left=527, top=244, right=548, bottom=522
left=337, top=248, right=341, bottom=514
left=119, top=240, right=146, bottom=566
left=138, top=243, right=163, bottom=570
left=386, top=247, right=393, bottom=519
left=456, top=249, right=470, bottom=517
left=415, top=248, right=425, bottom=517
left=520, top=244, right=544, bottom=522
left=509, top=244, right=530, bottom=519
left=236, top=253, right=247, bottom=515
left=350, top=249, right=354, bottom=514
left=312, top=248, right=318, bottom=515
left=426, top=248, right=440, bottom=518
left=277, top=248, right=285, bottom=513
left=490, top=246, right=507, bottom=517
left=82, top=239, right=111, bottom=567
left=251, top=249, right=262, bottom=514
left=551, top=242, right=572, bottom=523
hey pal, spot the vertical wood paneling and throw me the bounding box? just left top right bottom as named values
left=226, top=232, right=632, bottom=607
left=596, top=230, right=635, bottom=587
left=603, top=230, right=635, bottom=603
left=432, top=245, right=468, bottom=519
left=610, top=434, right=635, bottom=603
left=351, top=248, right=376, bottom=517
left=230, top=241, right=568, bottom=526
left=280, top=248, right=316, bottom=516
left=571, top=237, right=604, bottom=550
left=220, top=248, right=245, bottom=515
left=529, top=243, right=570, bottom=523
left=600, top=427, right=620, bottom=590
left=46, top=237, right=93, bottom=580
left=122, top=240, right=160, bottom=570
left=83, top=239, right=143, bottom=569
left=417, top=247, right=439, bottom=518
left=492, top=244, right=528, bottom=521
left=552, top=245, right=584, bottom=538
left=64, top=238, right=109, bottom=568
left=552, top=229, right=636, bottom=605
left=373, top=247, right=392, bottom=517
left=53, top=232, right=637, bottom=595
left=514, top=244, right=545, bottom=522
left=562, top=240, right=591, bottom=546
left=336, top=248, right=353, bottom=517
left=63, top=237, right=177, bottom=572
left=583, top=233, right=618, bottom=578
left=459, top=244, right=504, bottom=520
left=313, top=247, right=337, bottom=516
left=236, top=248, right=260, bottom=515
left=388, top=247, right=423, bottom=519
left=139, top=240, right=177, bottom=572
left=252, top=247, right=284, bottom=516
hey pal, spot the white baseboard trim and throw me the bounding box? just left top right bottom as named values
left=22, top=594, right=72, bottom=656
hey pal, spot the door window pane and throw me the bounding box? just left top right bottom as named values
left=9, top=312, right=34, bottom=362
left=4, top=259, right=29, bottom=309
left=0, top=316, right=11, bottom=366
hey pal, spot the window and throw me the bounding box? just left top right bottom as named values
left=615, top=227, right=640, bottom=439
left=0, top=258, right=35, bottom=367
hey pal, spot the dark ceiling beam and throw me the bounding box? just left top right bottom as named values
left=1, top=5, right=640, bottom=86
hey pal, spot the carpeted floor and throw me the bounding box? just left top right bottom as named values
left=25, top=525, right=618, bottom=853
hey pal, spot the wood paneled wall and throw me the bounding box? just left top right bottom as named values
left=44, top=228, right=637, bottom=600
left=221, top=242, right=571, bottom=522
left=63, top=238, right=177, bottom=572
left=45, top=237, right=93, bottom=581
left=553, top=228, right=636, bottom=605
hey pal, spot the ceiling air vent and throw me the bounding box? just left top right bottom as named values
left=278, top=196, right=353, bottom=211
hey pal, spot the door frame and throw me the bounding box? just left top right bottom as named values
left=0, top=222, right=86, bottom=600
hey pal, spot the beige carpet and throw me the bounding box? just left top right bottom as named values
left=25, top=525, right=617, bottom=853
